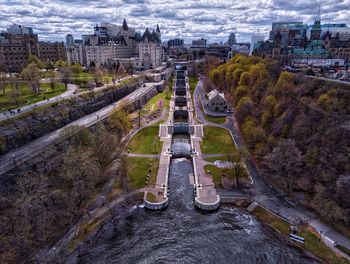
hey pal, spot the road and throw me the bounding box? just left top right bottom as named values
left=0, top=75, right=137, bottom=121
left=194, top=78, right=350, bottom=252
left=0, top=82, right=160, bottom=176
left=306, top=75, right=350, bottom=86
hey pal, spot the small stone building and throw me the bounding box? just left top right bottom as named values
left=207, top=89, right=227, bottom=112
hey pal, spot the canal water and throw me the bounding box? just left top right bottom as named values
left=77, top=157, right=318, bottom=264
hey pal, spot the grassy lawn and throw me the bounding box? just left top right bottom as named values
left=72, top=71, right=94, bottom=80
left=336, top=244, right=350, bottom=257
left=252, top=206, right=291, bottom=236
left=168, top=74, right=174, bottom=92
left=204, top=162, right=249, bottom=188
left=201, top=126, right=237, bottom=154
left=205, top=115, right=227, bottom=124
left=146, top=192, right=157, bottom=202
left=143, top=87, right=171, bottom=114
left=0, top=82, right=66, bottom=110
left=127, top=126, right=161, bottom=154
left=189, top=76, right=198, bottom=97
left=252, top=206, right=350, bottom=264
left=127, top=157, right=159, bottom=189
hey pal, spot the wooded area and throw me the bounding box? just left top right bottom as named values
left=0, top=106, right=131, bottom=263
left=206, top=55, right=350, bottom=229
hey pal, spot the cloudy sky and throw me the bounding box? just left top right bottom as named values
left=0, top=0, right=349, bottom=43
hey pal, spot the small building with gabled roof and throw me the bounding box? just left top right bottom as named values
left=206, top=89, right=227, bottom=112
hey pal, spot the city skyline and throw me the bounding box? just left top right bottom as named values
left=0, top=0, right=349, bottom=43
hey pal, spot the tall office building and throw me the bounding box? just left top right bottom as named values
left=168, top=38, right=184, bottom=47
left=227, top=33, right=237, bottom=46
left=66, top=34, right=74, bottom=48
left=250, top=34, right=265, bottom=55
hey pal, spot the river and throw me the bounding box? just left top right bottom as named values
left=77, top=157, right=318, bottom=264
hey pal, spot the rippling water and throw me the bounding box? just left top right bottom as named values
left=77, top=158, right=318, bottom=264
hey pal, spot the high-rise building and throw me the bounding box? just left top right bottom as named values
left=192, top=38, right=207, bottom=46
left=269, top=22, right=308, bottom=47
left=250, top=34, right=265, bottom=55
left=66, top=34, right=74, bottom=48
left=227, top=33, right=237, bottom=46
left=168, top=38, right=184, bottom=47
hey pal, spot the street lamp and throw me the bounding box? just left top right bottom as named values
left=52, top=246, right=57, bottom=262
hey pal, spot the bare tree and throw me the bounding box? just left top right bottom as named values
left=60, top=66, right=72, bottom=90
left=93, top=126, right=121, bottom=169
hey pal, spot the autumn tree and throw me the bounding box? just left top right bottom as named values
left=71, top=63, right=83, bottom=77
left=21, top=63, right=41, bottom=94
left=28, top=55, right=44, bottom=69
left=47, top=70, right=56, bottom=92
left=236, top=96, right=254, bottom=123
left=94, top=68, right=104, bottom=86
left=109, top=104, right=131, bottom=136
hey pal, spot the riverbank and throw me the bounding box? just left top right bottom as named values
left=246, top=202, right=350, bottom=264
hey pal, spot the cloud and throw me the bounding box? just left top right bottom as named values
left=0, top=0, right=348, bottom=43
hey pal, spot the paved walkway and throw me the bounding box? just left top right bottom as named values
left=186, top=74, right=219, bottom=208
left=0, top=82, right=160, bottom=176
left=194, top=78, right=350, bottom=253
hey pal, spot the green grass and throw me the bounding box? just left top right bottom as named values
left=127, top=126, right=161, bottom=154
left=336, top=244, right=350, bottom=257
left=253, top=206, right=291, bottom=236
left=201, top=126, right=237, bottom=154
left=143, top=88, right=171, bottom=114
left=0, top=82, right=66, bottom=110
left=299, top=227, right=350, bottom=264
left=73, top=71, right=94, bottom=80
left=204, top=156, right=229, bottom=162
left=146, top=192, right=157, bottom=202
left=189, top=76, right=198, bottom=97
left=205, top=115, right=227, bottom=124
left=168, top=74, right=174, bottom=92
left=204, top=163, right=248, bottom=188
left=127, top=157, right=159, bottom=189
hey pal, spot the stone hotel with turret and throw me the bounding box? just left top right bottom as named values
left=66, top=19, right=164, bottom=70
